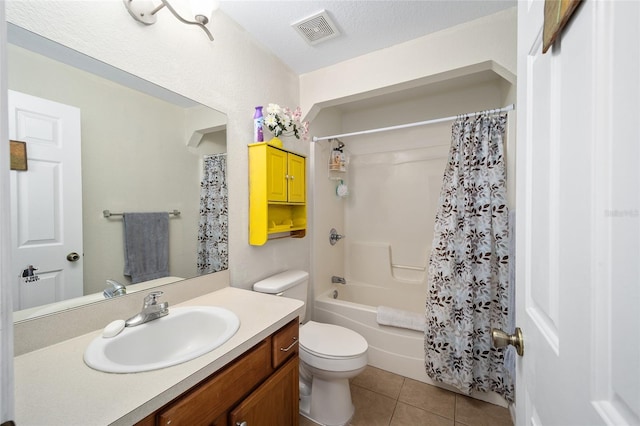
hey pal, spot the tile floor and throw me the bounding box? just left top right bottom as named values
left=299, top=366, right=513, bottom=426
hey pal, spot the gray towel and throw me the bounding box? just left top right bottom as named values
left=123, top=212, right=169, bottom=284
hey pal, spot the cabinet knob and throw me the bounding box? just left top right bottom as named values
left=236, top=422, right=247, bottom=426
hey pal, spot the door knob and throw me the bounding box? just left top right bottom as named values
left=66, top=252, right=80, bottom=262
left=491, top=327, right=524, bottom=356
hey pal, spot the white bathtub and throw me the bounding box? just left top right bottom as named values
left=313, top=281, right=509, bottom=407
left=314, top=281, right=430, bottom=384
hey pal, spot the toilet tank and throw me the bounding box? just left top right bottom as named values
left=253, top=270, right=308, bottom=322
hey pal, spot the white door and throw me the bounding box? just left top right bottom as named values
left=516, top=1, right=639, bottom=425
left=8, top=90, right=83, bottom=311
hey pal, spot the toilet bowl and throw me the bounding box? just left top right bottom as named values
left=253, top=270, right=368, bottom=426
left=298, top=321, right=368, bottom=426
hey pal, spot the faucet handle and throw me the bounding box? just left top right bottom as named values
left=143, top=291, right=164, bottom=306
left=329, top=228, right=345, bottom=245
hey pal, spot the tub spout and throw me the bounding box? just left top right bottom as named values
left=331, top=276, right=346, bottom=285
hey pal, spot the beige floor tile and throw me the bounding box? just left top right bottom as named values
left=398, top=378, right=456, bottom=420
left=351, top=365, right=405, bottom=399
left=299, top=414, right=321, bottom=426
left=349, top=383, right=397, bottom=426
left=455, top=395, right=513, bottom=426
left=391, top=402, right=455, bottom=426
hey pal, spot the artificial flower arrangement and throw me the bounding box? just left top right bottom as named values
left=263, top=103, right=310, bottom=141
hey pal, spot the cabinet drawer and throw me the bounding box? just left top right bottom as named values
left=272, top=318, right=299, bottom=368
left=157, top=340, right=271, bottom=426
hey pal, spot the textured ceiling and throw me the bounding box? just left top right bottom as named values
left=217, top=1, right=516, bottom=74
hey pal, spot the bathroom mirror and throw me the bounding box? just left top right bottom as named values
left=8, top=24, right=228, bottom=321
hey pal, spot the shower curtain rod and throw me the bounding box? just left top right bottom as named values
left=311, top=104, right=515, bottom=142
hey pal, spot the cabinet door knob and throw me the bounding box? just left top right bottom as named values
left=236, top=422, right=248, bottom=426
left=285, top=174, right=290, bottom=179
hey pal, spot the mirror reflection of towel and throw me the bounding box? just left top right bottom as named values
left=123, top=212, right=169, bottom=284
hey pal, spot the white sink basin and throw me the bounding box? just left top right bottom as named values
left=84, top=306, right=240, bottom=373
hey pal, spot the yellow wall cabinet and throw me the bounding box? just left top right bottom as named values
left=249, top=143, right=306, bottom=245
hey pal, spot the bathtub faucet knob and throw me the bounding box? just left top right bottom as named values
left=329, top=228, right=345, bottom=245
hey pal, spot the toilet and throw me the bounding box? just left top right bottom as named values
left=253, top=270, right=368, bottom=426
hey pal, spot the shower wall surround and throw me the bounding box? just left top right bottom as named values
left=308, top=8, right=516, bottom=409
left=345, top=146, right=448, bottom=288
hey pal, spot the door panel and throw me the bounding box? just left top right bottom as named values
left=517, top=1, right=639, bottom=425
left=9, top=90, right=83, bottom=310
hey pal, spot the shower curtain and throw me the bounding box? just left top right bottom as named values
left=425, top=113, right=513, bottom=402
left=197, top=154, right=228, bottom=274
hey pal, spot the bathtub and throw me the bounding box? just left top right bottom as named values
left=314, top=281, right=510, bottom=407
left=314, top=281, right=430, bottom=384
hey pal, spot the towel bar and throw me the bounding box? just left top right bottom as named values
left=103, top=209, right=181, bottom=218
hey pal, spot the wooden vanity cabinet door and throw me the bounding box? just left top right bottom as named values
left=229, top=356, right=299, bottom=426
left=157, top=340, right=272, bottom=426
left=271, top=318, right=299, bottom=368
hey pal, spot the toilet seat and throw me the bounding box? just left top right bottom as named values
left=299, top=321, right=368, bottom=372
left=300, top=321, right=368, bottom=357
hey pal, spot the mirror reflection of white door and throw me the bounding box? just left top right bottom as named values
left=8, top=90, right=83, bottom=311
left=517, top=1, right=639, bottom=425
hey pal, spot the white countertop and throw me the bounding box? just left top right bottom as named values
left=14, top=287, right=304, bottom=426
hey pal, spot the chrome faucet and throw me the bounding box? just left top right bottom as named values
left=331, top=276, right=346, bottom=285
left=125, top=291, right=169, bottom=327
left=103, top=279, right=127, bottom=298
left=329, top=228, right=345, bottom=245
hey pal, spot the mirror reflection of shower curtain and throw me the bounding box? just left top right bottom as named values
left=425, top=113, right=514, bottom=402
left=197, top=154, right=228, bottom=274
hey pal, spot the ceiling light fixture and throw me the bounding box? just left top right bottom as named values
left=123, top=0, right=218, bottom=41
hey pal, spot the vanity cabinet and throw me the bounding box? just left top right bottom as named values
left=249, top=143, right=306, bottom=245
left=229, top=357, right=298, bottom=426
left=136, top=318, right=299, bottom=426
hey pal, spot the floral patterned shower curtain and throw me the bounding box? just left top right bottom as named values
left=425, top=113, right=513, bottom=402
left=197, top=154, right=228, bottom=274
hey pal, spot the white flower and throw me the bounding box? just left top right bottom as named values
left=266, top=103, right=281, bottom=115
left=262, top=103, right=310, bottom=141
left=264, top=114, right=278, bottom=127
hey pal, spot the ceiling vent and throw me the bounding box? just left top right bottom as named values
left=292, top=10, right=340, bottom=46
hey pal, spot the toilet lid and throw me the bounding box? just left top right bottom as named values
left=300, top=321, right=368, bottom=358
